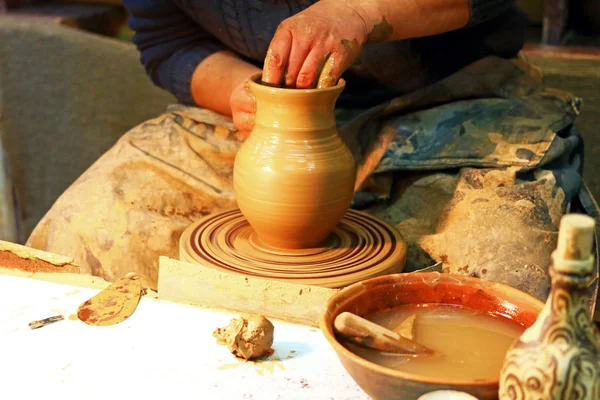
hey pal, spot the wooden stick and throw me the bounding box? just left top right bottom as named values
left=334, top=312, right=436, bottom=355
left=29, top=315, right=64, bottom=330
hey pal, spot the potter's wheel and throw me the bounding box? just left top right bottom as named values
left=179, top=208, right=406, bottom=288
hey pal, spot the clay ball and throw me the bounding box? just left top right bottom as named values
left=213, top=315, right=274, bottom=360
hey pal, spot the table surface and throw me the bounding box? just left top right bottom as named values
left=0, top=274, right=369, bottom=400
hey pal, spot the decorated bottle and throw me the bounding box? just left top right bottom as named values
left=499, top=214, right=600, bottom=399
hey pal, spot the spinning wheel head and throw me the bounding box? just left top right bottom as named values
left=179, top=208, right=407, bottom=288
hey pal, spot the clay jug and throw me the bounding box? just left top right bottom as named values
left=499, top=214, right=600, bottom=400
left=233, top=73, right=356, bottom=249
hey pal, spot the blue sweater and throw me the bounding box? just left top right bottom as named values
left=123, top=0, right=528, bottom=107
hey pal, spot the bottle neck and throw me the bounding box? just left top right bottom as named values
left=549, top=264, right=592, bottom=298
left=541, top=255, right=594, bottom=322
left=519, top=215, right=597, bottom=344
left=520, top=264, right=592, bottom=344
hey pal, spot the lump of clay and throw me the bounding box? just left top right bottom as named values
left=213, top=315, right=274, bottom=360
left=393, top=314, right=416, bottom=340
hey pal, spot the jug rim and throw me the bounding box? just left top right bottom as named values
left=248, top=72, right=346, bottom=95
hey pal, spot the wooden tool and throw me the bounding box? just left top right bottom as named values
left=29, top=315, right=64, bottom=330
left=334, top=311, right=436, bottom=356
left=76, top=272, right=143, bottom=326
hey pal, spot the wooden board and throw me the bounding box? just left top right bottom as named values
left=0, top=240, right=111, bottom=290
left=0, top=239, right=79, bottom=273
left=157, top=256, right=339, bottom=327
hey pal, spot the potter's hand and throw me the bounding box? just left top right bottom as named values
left=262, top=0, right=368, bottom=89
left=230, top=77, right=256, bottom=138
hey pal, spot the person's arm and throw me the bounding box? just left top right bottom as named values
left=262, top=0, right=517, bottom=88
left=190, top=51, right=260, bottom=119
left=352, top=0, right=470, bottom=43
left=124, top=0, right=260, bottom=137
left=350, top=0, right=515, bottom=43
left=124, top=0, right=250, bottom=113
left=124, top=0, right=258, bottom=130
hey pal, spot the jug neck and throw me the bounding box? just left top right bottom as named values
left=248, top=74, right=344, bottom=133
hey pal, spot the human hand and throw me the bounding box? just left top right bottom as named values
left=230, top=76, right=257, bottom=139
left=262, top=0, right=368, bottom=89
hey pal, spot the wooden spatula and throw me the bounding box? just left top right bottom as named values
left=334, top=311, right=437, bottom=356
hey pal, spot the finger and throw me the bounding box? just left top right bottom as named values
left=238, top=128, right=252, bottom=140
left=233, top=111, right=255, bottom=138
left=296, top=48, right=331, bottom=89
left=283, top=37, right=313, bottom=88
left=231, top=82, right=256, bottom=114
left=316, top=51, right=348, bottom=88
left=242, top=81, right=256, bottom=112
left=262, top=29, right=292, bottom=87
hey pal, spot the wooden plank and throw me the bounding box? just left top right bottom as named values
left=157, top=256, right=339, bottom=327
left=7, top=1, right=123, bottom=36
left=523, top=44, right=600, bottom=61
left=0, top=240, right=114, bottom=290
left=522, top=46, right=600, bottom=80
left=521, top=56, right=600, bottom=79
left=0, top=240, right=80, bottom=273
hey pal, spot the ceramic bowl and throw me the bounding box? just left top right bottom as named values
left=320, top=272, right=544, bottom=400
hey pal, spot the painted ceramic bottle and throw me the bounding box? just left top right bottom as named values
left=233, top=73, right=356, bottom=249
left=499, top=214, right=600, bottom=400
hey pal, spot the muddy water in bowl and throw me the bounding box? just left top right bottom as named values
left=347, top=305, right=524, bottom=380
left=320, top=273, right=544, bottom=399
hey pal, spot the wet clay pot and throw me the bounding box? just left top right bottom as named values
left=320, top=273, right=544, bottom=400
left=233, top=73, right=356, bottom=249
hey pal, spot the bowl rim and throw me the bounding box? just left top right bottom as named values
left=247, top=72, right=346, bottom=94
left=319, top=272, right=545, bottom=387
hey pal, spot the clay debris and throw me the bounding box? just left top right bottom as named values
left=393, top=314, right=416, bottom=340
left=77, top=272, right=143, bottom=326
left=29, top=315, right=65, bottom=330
left=213, top=315, right=274, bottom=360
